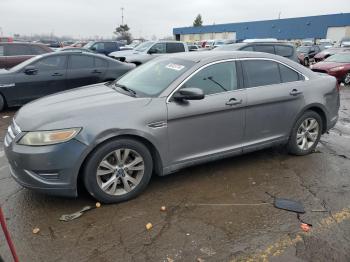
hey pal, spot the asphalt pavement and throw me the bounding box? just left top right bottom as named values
left=0, top=88, right=350, bottom=262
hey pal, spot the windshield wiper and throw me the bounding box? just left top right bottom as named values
left=114, top=83, right=137, bottom=97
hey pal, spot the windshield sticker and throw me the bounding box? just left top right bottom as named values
left=166, top=63, right=185, bottom=71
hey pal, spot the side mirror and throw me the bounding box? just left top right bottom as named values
left=173, top=87, right=204, bottom=101
left=90, top=46, right=97, bottom=51
left=24, top=66, right=38, bottom=75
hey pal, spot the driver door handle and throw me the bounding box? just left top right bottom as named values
left=51, top=72, right=63, bottom=76
left=226, top=98, right=243, bottom=106
left=91, top=70, right=102, bottom=74
left=290, top=89, right=303, bottom=96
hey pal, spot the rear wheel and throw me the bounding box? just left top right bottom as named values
left=0, top=94, right=5, bottom=112
left=83, top=138, right=153, bottom=203
left=287, top=111, right=322, bottom=155
left=344, top=72, right=350, bottom=86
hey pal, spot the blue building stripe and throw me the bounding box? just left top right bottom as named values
left=173, top=13, right=350, bottom=40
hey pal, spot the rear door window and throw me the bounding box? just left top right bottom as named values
left=6, top=44, right=33, bottom=56
left=104, top=42, right=117, bottom=51
left=31, top=45, right=48, bottom=55
left=69, top=55, right=94, bottom=69
left=95, top=57, right=108, bottom=68
left=279, top=64, right=302, bottom=82
left=275, top=45, right=293, bottom=58
left=166, top=43, right=185, bottom=53
left=242, top=60, right=281, bottom=88
left=254, top=45, right=275, bottom=54
left=183, top=61, right=238, bottom=95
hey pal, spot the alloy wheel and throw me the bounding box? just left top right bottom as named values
left=296, top=118, right=319, bottom=151
left=96, top=148, right=145, bottom=195
left=344, top=72, right=350, bottom=86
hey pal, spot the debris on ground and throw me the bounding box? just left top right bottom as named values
left=95, top=202, right=101, bottom=208
left=311, top=209, right=328, bottom=212
left=197, top=258, right=205, bottom=262
left=160, top=206, right=166, bottom=211
left=146, top=223, right=153, bottom=230
left=59, top=206, right=93, bottom=222
left=274, top=198, right=305, bottom=213
left=300, top=223, right=312, bottom=232
left=166, top=257, right=174, bottom=262
left=1, top=116, right=9, bottom=119
left=266, top=192, right=305, bottom=213
left=32, top=228, right=40, bottom=234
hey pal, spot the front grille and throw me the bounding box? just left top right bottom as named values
left=4, top=120, right=21, bottom=147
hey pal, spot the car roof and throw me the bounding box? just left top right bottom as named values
left=166, top=50, right=286, bottom=63
left=0, top=42, right=47, bottom=46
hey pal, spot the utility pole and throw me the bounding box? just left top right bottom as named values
left=121, top=7, right=124, bottom=25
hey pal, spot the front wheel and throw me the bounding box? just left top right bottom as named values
left=83, top=138, right=153, bottom=203
left=344, top=72, right=350, bottom=86
left=287, top=111, right=322, bottom=155
left=0, top=94, right=5, bottom=112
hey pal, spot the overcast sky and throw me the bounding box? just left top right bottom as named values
left=1, top=0, right=350, bottom=39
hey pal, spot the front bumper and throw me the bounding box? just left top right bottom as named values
left=4, top=138, right=88, bottom=197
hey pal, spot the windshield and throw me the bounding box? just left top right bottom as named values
left=134, top=41, right=155, bottom=52
left=215, top=43, right=245, bottom=51
left=115, top=57, right=195, bottom=97
left=8, top=55, right=42, bottom=72
left=324, top=53, right=350, bottom=63
left=83, top=41, right=94, bottom=49
left=297, top=46, right=311, bottom=53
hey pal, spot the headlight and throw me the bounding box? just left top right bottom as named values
left=329, top=66, right=345, bottom=72
left=18, top=128, right=81, bottom=146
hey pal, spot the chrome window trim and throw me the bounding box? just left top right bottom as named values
left=166, top=57, right=309, bottom=103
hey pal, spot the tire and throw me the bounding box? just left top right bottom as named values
left=344, top=72, right=350, bottom=86
left=287, top=111, right=323, bottom=156
left=83, top=138, right=153, bottom=203
left=0, top=94, right=5, bottom=112
left=304, top=58, right=309, bottom=67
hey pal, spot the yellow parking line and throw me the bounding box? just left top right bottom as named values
left=234, top=207, right=350, bottom=262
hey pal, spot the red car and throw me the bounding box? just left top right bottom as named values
left=314, top=47, right=350, bottom=62
left=311, top=52, right=350, bottom=85
left=0, top=42, right=52, bottom=69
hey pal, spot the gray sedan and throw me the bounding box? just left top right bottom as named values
left=4, top=51, right=340, bottom=203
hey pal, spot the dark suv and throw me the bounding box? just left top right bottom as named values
left=296, top=45, right=322, bottom=66
left=215, top=42, right=298, bottom=62
left=84, top=41, right=120, bottom=56
left=0, top=43, right=52, bottom=69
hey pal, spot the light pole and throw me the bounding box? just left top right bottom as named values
left=121, top=7, right=124, bottom=25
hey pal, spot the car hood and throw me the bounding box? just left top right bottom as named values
left=311, top=61, right=346, bottom=70
left=109, top=49, right=142, bottom=57
left=15, top=83, right=152, bottom=131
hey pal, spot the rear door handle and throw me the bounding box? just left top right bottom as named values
left=51, top=72, right=63, bottom=76
left=226, top=98, right=243, bottom=106
left=290, top=89, right=303, bottom=96
left=91, top=70, right=102, bottom=74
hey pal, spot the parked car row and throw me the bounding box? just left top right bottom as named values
left=108, top=41, right=189, bottom=65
